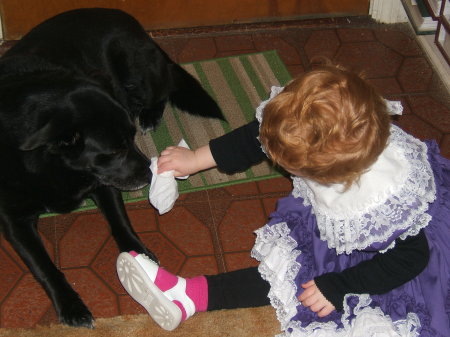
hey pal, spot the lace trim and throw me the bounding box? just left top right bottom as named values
left=252, top=222, right=421, bottom=337
left=252, top=222, right=301, bottom=328
left=255, top=86, right=284, bottom=124
left=255, top=86, right=284, bottom=155
left=281, top=295, right=421, bottom=337
left=385, top=99, right=403, bottom=116
left=292, top=125, right=436, bottom=254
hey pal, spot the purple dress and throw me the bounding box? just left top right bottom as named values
left=251, top=89, right=450, bottom=337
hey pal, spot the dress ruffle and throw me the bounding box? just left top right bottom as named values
left=251, top=140, right=450, bottom=337
left=252, top=221, right=421, bottom=337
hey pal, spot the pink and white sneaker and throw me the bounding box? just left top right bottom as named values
left=116, top=252, right=196, bottom=331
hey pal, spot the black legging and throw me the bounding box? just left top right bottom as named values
left=206, top=267, right=271, bottom=311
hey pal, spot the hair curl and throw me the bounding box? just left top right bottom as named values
left=259, top=64, right=390, bottom=188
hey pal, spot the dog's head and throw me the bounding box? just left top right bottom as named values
left=19, top=82, right=150, bottom=191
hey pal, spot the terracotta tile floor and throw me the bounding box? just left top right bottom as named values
left=1, top=16, right=450, bottom=329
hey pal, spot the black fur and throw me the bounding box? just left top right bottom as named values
left=0, top=8, right=223, bottom=328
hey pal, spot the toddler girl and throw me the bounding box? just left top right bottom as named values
left=116, top=64, right=450, bottom=336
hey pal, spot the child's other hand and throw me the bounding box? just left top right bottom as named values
left=157, top=146, right=198, bottom=177
left=298, top=280, right=335, bottom=317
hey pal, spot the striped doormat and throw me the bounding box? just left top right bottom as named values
left=79, top=50, right=292, bottom=212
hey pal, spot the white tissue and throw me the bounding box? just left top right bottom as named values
left=148, top=139, right=189, bottom=214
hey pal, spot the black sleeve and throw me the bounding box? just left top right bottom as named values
left=314, top=229, right=430, bottom=312
left=209, top=120, right=267, bottom=174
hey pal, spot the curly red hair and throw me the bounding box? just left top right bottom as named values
left=259, top=64, right=390, bottom=187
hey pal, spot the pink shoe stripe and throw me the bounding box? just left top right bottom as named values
left=154, top=267, right=178, bottom=292
left=129, top=251, right=138, bottom=257
left=173, top=301, right=187, bottom=321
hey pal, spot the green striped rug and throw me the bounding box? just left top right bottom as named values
left=78, top=50, right=292, bottom=212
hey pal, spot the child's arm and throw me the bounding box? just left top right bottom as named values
left=308, top=229, right=429, bottom=314
left=158, top=145, right=216, bottom=177
left=208, top=120, right=266, bottom=174
left=158, top=120, right=267, bottom=176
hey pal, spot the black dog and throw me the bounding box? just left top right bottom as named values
left=0, top=8, right=222, bottom=328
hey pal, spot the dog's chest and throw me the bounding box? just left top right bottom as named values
left=35, top=174, right=97, bottom=214
left=43, top=193, right=89, bottom=214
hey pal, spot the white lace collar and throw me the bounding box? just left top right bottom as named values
left=292, top=125, right=436, bottom=254
left=256, top=86, right=436, bottom=254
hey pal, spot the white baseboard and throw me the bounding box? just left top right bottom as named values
left=0, top=14, right=3, bottom=41
left=370, top=0, right=449, bottom=92
left=417, top=34, right=450, bottom=92
left=370, top=0, right=409, bottom=23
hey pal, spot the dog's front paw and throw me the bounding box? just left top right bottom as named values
left=115, top=236, right=159, bottom=264
left=58, top=297, right=95, bottom=328
left=138, top=247, right=159, bottom=265
left=122, top=242, right=159, bottom=264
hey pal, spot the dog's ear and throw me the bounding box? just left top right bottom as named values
left=20, top=118, right=79, bottom=152
left=20, top=122, right=54, bottom=150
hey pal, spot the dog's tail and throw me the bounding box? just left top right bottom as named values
left=167, top=63, right=224, bottom=120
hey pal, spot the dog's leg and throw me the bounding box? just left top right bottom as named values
left=138, top=100, right=166, bottom=132
left=90, top=186, right=159, bottom=263
left=167, top=63, right=224, bottom=120
left=1, top=213, right=94, bottom=328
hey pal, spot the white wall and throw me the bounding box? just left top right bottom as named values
left=0, top=13, right=3, bottom=41
left=370, top=0, right=409, bottom=23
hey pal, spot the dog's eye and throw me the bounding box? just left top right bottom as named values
left=94, top=154, right=113, bottom=166
left=111, top=149, right=127, bottom=156
left=59, top=133, right=81, bottom=147
left=94, top=149, right=127, bottom=166
left=124, top=83, right=137, bottom=90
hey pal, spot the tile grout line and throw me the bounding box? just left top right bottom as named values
left=205, top=189, right=227, bottom=273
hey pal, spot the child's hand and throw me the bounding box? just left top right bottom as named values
left=157, top=146, right=198, bottom=177
left=157, top=144, right=217, bottom=177
left=298, top=280, right=335, bottom=317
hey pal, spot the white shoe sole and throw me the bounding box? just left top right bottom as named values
left=116, top=252, right=182, bottom=331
